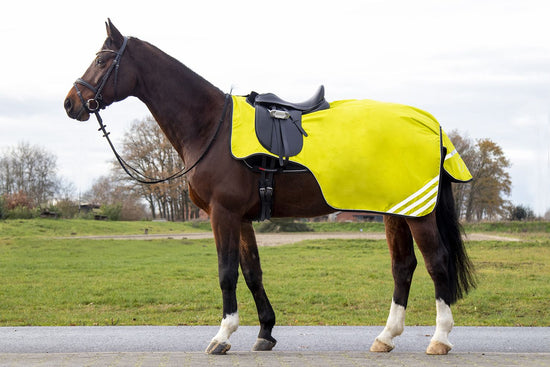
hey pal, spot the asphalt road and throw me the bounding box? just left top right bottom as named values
left=0, top=326, right=547, bottom=354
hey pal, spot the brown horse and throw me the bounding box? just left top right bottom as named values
left=64, top=20, right=475, bottom=355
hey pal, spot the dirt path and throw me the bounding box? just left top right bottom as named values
left=64, top=232, right=521, bottom=245
left=255, top=232, right=521, bottom=245
left=464, top=233, right=521, bottom=242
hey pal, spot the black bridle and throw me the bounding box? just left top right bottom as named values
left=73, top=36, right=129, bottom=118
left=72, top=36, right=230, bottom=184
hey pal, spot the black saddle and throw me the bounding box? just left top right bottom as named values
left=247, top=86, right=330, bottom=165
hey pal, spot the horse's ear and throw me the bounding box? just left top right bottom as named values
left=105, top=18, right=124, bottom=48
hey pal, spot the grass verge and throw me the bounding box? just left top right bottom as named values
left=0, top=219, right=211, bottom=239
left=0, top=236, right=547, bottom=327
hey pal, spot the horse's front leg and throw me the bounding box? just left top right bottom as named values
left=239, top=221, right=277, bottom=351
left=205, top=207, right=241, bottom=355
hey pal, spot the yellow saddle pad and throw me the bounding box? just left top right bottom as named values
left=230, top=96, right=471, bottom=217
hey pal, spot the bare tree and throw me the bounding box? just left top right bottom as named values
left=114, top=116, right=199, bottom=221
left=0, top=142, right=61, bottom=207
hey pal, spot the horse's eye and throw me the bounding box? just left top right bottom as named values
left=96, top=57, right=105, bottom=67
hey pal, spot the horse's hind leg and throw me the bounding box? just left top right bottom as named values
left=407, top=213, right=454, bottom=355
left=371, top=215, right=417, bottom=352
left=239, top=221, right=277, bottom=351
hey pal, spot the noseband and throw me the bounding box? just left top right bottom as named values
left=73, top=36, right=129, bottom=118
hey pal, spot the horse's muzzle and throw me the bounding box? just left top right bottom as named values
left=64, top=94, right=90, bottom=121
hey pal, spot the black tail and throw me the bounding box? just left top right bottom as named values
left=436, top=173, right=476, bottom=304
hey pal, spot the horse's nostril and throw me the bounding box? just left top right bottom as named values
left=64, top=98, right=72, bottom=112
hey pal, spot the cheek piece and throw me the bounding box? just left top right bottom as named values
left=73, top=36, right=129, bottom=116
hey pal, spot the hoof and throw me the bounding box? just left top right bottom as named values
left=370, top=338, right=394, bottom=353
left=252, top=337, right=277, bottom=351
left=205, top=341, right=231, bottom=355
left=426, top=340, right=451, bottom=355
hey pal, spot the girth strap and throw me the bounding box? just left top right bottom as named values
left=258, top=156, right=277, bottom=221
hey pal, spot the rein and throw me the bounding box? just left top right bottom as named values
left=93, top=94, right=230, bottom=185
left=72, top=35, right=231, bottom=184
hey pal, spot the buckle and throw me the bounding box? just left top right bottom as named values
left=268, top=109, right=290, bottom=119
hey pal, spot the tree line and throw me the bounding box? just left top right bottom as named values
left=0, top=120, right=546, bottom=221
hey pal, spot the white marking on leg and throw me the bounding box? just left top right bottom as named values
left=375, top=299, right=406, bottom=348
left=431, top=299, right=454, bottom=348
left=212, top=312, right=239, bottom=344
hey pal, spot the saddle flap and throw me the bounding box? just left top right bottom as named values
left=255, top=106, right=304, bottom=159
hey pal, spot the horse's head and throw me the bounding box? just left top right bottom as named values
left=64, top=19, right=137, bottom=121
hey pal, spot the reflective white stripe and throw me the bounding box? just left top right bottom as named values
left=410, top=195, right=438, bottom=217
left=445, top=149, right=457, bottom=161
left=387, top=176, right=439, bottom=214
left=398, top=184, right=438, bottom=216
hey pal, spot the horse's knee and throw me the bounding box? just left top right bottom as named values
left=218, top=268, right=239, bottom=290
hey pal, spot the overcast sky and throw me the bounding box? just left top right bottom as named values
left=1, top=0, right=549, bottom=215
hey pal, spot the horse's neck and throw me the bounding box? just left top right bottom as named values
left=132, top=40, right=224, bottom=163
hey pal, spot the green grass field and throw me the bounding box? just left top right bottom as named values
left=0, top=219, right=548, bottom=327
left=0, top=219, right=211, bottom=238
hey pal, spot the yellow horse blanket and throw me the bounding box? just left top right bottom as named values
left=230, top=96, right=471, bottom=217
